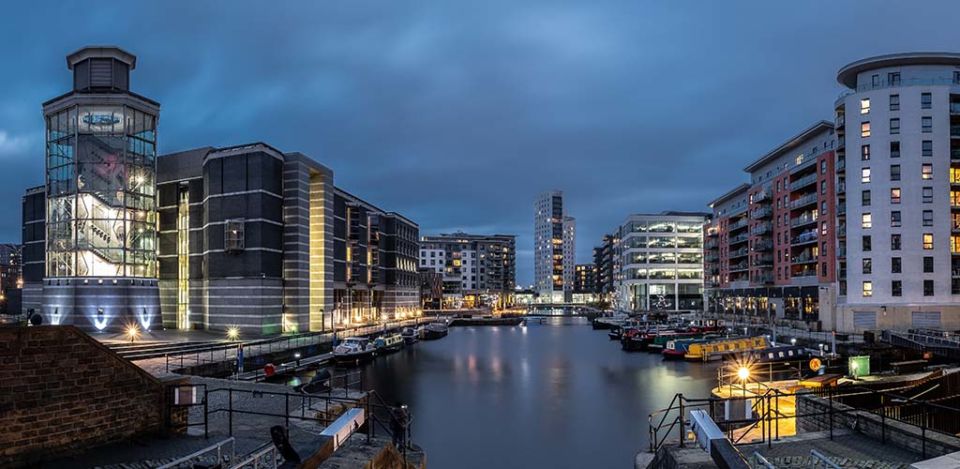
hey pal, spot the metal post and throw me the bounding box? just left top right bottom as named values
left=229, top=388, right=234, bottom=437
left=881, top=398, right=886, bottom=444
left=678, top=394, right=685, bottom=448
left=204, top=387, right=209, bottom=439
left=922, top=403, right=927, bottom=459
left=285, top=394, right=290, bottom=432
left=828, top=388, right=834, bottom=440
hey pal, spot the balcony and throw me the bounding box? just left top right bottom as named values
left=750, top=206, right=772, bottom=220
left=952, top=149, right=960, bottom=161
left=705, top=253, right=719, bottom=263
left=789, top=173, right=818, bottom=192
left=751, top=254, right=773, bottom=267
left=728, top=217, right=749, bottom=231
left=790, top=193, right=818, bottom=210
left=838, top=136, right=845, bottom=149
left=729, top=262, right=749, bottom=273
left=755, top=273, right=774, bottom=284
left=791, top=230, right=818, bottom=246
left=750, top=222, right=772, bottom=236
left=791, top=250, right=818, bottom=264
left=729, top=232, right=749, bottom=245
left=752, top=239, right=773, bottom=251
left=838, top=223, right=846, bottom=238
left=704, top=239, right=719, bottom=250
left=753, top=189, right=772, bottom=203
left=791, top=213, right=818, bottom=228
left=837, top=247, right=847, bottom=259
left=837, top=181, right=846, bottom=195
left=951, top=125, right=960, bottom=138
left=836, top=158, right=845, bottom=172
left=835, top=115, right=845, bottom=128
left=729, top=247, right=749, bottom=259
left=792, top=269, right=818, bottom=280
left=952, top=102, right=960, bottom=114
left=838, top=205, right=847, bottom=216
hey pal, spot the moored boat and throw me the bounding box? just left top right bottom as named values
left=333, top=337, right=376, bottom=365
left=401, top=327, right=420, bottom=345
left=747, top=345, right=810, bottom=363
left=374, top=333, right=404, bottom=354
left=684, top=336, right=768, bottom=362
left=662, top=337, right=712, bottom=360
left=422, top=321, right=449, bottom=340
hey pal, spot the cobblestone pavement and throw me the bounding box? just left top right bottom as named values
left=754, top=430, right=920, bottom=468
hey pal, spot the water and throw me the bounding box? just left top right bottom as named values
left=293, top=318, right=718, bottom=468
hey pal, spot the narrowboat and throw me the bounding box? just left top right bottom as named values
left=333, top=337, right=376, bottom=364
left=749, top=345, right=809, bottom=363
left=401, top=327, right=420, bottom=345
left=374, top=333, right=404, bottom=354
left=662, top=338, right=710, bottom=360
left=684, top=336, right=768, bottom=361
left=422, top=321, right=449, bottom=340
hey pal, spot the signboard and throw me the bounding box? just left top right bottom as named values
left=848, top=355, right=870, bottom=378
left=808, top=357, right=822, bottom=372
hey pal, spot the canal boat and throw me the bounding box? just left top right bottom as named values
left=622, top=328, right=705, bottom=352
left=422, top=321, right=449, bottom=340
left=662, top=337, right=712, bottom=360
left=401, top=327, right=420, bottom=345
left=683, top=336, right=768, bottom=362
left=333, top=337, right=377, bottom=364
left=592, top=312, right=629, bottom=330
left=374, top=333, right=405, bottom=354
left=748, top=345, right=810, bottom=363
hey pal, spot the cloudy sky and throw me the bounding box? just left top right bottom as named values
left=3, top=1, right=960, bottom=284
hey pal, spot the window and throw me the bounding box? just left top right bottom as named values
left=890, top=141, right=900, bottom=158
left=888, top=72, right=900, bottom=85
left=892, top=280, right=902, bottom=297
left=863, top=235, right=872, bottom=252
left=922, top=164, right=933, bottom=180
left=955, top=71, right=960, bottom=84
left=921, top=92, right=932, bottom=109
left=872, top=74, right=880, bottom=87
left=224, top=219, right=245, bottom=252
left=892, top=257, right=902, bottom=273
left=820, top=160, right=827, bottom=174
left=924, top=256, right=935, bottom=273
left=861, top=122, right=871, bottom=137
left=860, top=98, right=870, bottom=114
left=923, top=210, right=933, bottom=226
left=889, top=118, right=900, bottom=134
left=861, top=167, right=871, bottom=183
left=922, top=140, right=933, bottom=157
left=924, top=280, right=934, bottom=297
left=889, top=94, right=900, bottom=111
left=923, top=187, right=934, bottom=203
left=862, top=281, right=873, bottom=297
left=861, top=190, right=871, bottom=206
left=923, top=233, right=934, bottom=250
left=820, top=181, right=827, bottom=195
left=891, top=211, right=901, bottom=227
left=891, top=234, right=901, bottom=250
left=890, top=165, right=900, bottom=181
left=861, top=145, right=870, bottom=160
left=890, top=188, right=901, bottom=204
left=922, top=116, right=932, bottom=133
left=862, top=213, right=872, bottom=228
left=862, top=258, right=872, bottom=274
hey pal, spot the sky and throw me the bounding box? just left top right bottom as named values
left=3, top=1, right=960, bottom=285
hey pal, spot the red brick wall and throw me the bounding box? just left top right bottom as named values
left=0, top=326, right=184, bottom=467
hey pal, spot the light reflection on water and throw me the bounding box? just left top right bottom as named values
left=287, top=317, right=718, bottom=469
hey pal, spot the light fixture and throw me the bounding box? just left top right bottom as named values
left=125, top=323, right=141, bottom=342
left=737, top=366, right=750, bottom=382
left=227, top=327, right=240, bottom=341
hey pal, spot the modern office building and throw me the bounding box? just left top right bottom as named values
left=617, top=212, right=709, bottom=314
left=21, top=46, right=420, bottom=334
left=21, top=46, right=161, bottom=331
left=419, top=232, right=516, bottom=308
left=534, top=191, right=575, bottom=303
left=0, top=244, right=23, bottom=314
left=832, top=53, right=960, bottom=332
left=705, top=123, right=838, bottom=328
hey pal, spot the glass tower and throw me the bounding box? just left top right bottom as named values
left=41, top=46, right=160, bottom=330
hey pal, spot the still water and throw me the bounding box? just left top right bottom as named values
left=301, top=318, right=717, bottom=468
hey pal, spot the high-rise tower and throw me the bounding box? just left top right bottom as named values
left=40, top=46, right=160, bottom=331
left=534, top=191, right=575, bottom=303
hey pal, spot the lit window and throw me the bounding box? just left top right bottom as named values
left=890, top=188, right=901, bottom=204
left=862, top=281, right=873, bottom=297
left=891, top=211, right=901, bottom=227
left=861, top=122, right=871, bottom=137
left=862, top=213, right=872, bottom=228
left=923, top=233, right=934, bottom=250
left=861, top=145, right=870, bottom=160
left=922, top=164, right=933, bottom=180
left=224, top=219, right=245, bottom=252
left=860, top=98, right=870, bottom=114
left=861, top=168, right=871, bottom=183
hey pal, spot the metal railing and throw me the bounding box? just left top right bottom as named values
left=157, top=437, right=236, bottom=469
left=229, top=443, right=279, bottom=469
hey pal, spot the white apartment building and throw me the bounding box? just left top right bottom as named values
left=534, top=191, right=576, bottom=303
left=833, top=52, right=960, bottom=332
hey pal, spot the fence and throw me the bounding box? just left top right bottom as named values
left=649, top=381, right=960, bottom=460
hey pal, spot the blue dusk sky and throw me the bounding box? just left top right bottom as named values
left=1, top=1, right=959, bottom=284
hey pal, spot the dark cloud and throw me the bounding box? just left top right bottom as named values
left=2, top=1, right=960, bottom=284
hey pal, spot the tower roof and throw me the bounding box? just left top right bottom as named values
left=66, top=46, right=137, bottom=70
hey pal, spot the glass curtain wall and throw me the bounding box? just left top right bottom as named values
left=46, top=105, right=157, bottom=278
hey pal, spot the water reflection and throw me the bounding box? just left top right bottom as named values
left=290, top=318, right=717, bottom=469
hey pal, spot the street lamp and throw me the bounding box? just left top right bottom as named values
left=227, top=327, right=240, bottom=341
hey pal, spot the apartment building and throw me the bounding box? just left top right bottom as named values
left=419, top=232, right=516, bottom=308
left=534, top=191, right=575, bottom=303
left=593, top=233, right=618, bottom=304
left=833, top=53, right=960, bottom=332
left=706, top=123, right=838, bottom=328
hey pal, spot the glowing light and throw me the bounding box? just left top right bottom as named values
left=790, top=338, right=797, bottom=345
left=737, top=366, right=750, bottom=382
left=227, top=327, right=240, bottom=341
left=125, top=323, right=141, bottom=342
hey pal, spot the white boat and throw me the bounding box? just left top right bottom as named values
left=333, top=337, right=376, bottom=364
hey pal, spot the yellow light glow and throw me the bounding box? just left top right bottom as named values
left=737, top=366, right=750, bottom=382
left=227, top=327, right=240, bottom=341
left=125, top=323, right=141, bottom=342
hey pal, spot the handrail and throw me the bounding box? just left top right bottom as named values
left=157, top=437, right=235, bottom=469
left=228, top=443, right=278, bottom=469
left=752, top=452, right=776, bottom=469
left=810, top=449, right=841, bottom=469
